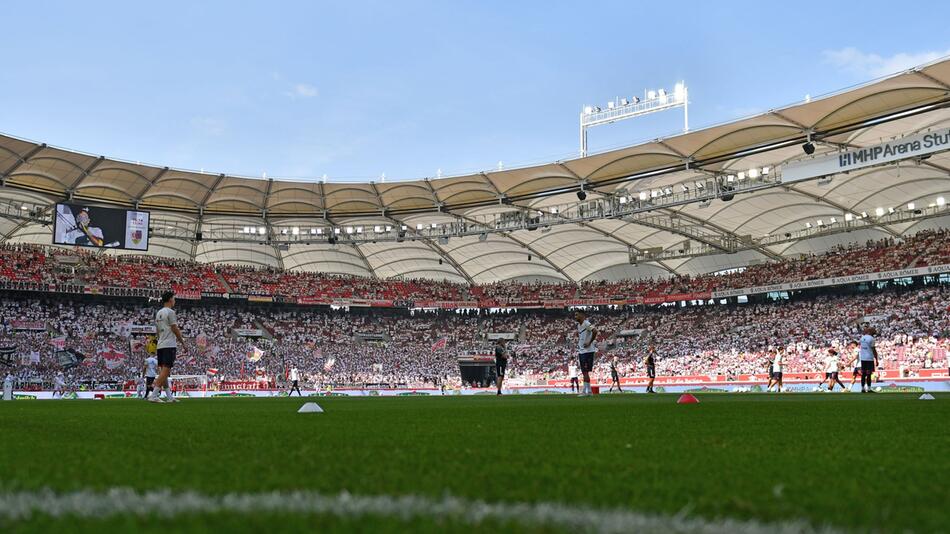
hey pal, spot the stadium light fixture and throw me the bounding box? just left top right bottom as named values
left=875, top=207, right=885, bottom=217
left=805, top=222, right=812, bottom=228
left=639, top=191, right=649, bottom=200
left=374, top=225, right=382, bottom=232
left=845, top=213, right=853, bottom=222
left=680, top=184, right=689, bottom=193
left=937, top=196, right=946, bottom=207
left=385, top=225, right=393, bottom=232
left=737, top=172, right=745, bottom=181
left=830, top=217, right=837, bottom=224
left=888, top=207, right=895, bottom=214
left=816, top=219, right=824, bottom=226
left=618, top=196, right=628, bottom=204
left=860, top=211, right=868, bottom=218
left=906, top=202, right=915, bottom=210
left=748, top=168, right=759, bottom=179
left=356, top=226, right=364, bottom=234
left=579, top=82, right=688, bottom=156
left=257, top=227, right=266, bottom=235
left=762, top=166, right=770, bottom=175
left=312, top=228, right=320, bottom=235
left=416, top=224, right=424, bottom=230
left=334, top=228, right=341, bottom=234
left=291, top=227, right=299, bottom=235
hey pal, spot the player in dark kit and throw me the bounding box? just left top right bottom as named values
left=494, top=338, right=508, bottom=395
left=608, top=356, right=622, bottom=392
left=644, top=346, right=657, bottom=393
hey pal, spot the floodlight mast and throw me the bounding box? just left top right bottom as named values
left=579, top=82, right=688, bottom=157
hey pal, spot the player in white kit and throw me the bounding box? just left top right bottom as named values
left=568, top=363, right=579, bottom=392
left=52, top=371, right=66, bottom=399
left=148, top=291, right=185, bottom=403
left=143, top=352, right=158, bottom=400
left=574, top=310, right=598, bottom=396
left=823, top=348, right=846, bottom=392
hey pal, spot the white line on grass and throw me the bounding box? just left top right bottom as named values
left=0, top=488, right=840, bottom=534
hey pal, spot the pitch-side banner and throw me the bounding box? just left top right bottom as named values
left=782, top=127, right=950, bottom=184
left=711, top=263, right=950, bottom=299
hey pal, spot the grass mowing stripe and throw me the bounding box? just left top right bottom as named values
left=0, top=488, right=842, bottom=534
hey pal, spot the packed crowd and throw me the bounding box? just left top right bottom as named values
left=2, top=280, right=947, bottom=390
left=0, top=229, right=947, bottom=302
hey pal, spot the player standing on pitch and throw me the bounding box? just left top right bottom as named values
left=494, top=338, right=508, bottom=395
left=644, top=345, right=657, bottom=393
left=858, top=326, right=879, bottom=393
left=848, top=340, right=861, bottom=392
left=143, top=347, right=158, bottom=400
left=148, top=291, right=185, bottom=403
left=568, top=362, right=579, bottom=392
left=574, top=310, right=597, bottom=396
left=823, top=348, right=846, bottom=392
left=769, top=348, right=784, bottom=392
left=288, top=366, right=302, bottom=396
left=52, top=371, right=66, bottom=399
left=608, top=355, right=622, bottom=392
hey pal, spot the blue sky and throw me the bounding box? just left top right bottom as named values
left=2, top=1, right=948, bottom=182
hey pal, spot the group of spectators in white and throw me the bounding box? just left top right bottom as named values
left=1, top=281, right=947, bottom=390
left=1, top=229, right=948, bottom=302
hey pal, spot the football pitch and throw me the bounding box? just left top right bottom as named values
left=0, top=393, right=947, bottom=533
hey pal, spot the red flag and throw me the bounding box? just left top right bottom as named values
left=431, top=337, right=447, bottom=351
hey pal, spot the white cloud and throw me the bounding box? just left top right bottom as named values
left=822, top=47, right=950, bottom=78
left=286, top=83, right=319, bottom=99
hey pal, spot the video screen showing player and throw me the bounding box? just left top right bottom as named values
left=54, top=204, right=124, bottom=248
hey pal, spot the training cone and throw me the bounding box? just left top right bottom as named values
left=676, top=393, right=699, bottom=404
left=918, top=393, right=935, bottom=400
left=297, top=402, right=324, bottom=413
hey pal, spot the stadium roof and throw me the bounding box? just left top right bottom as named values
left=1, top=57, right=949, bottom=283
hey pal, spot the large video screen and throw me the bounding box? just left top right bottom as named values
left=53, top=203, right=150, bottom=251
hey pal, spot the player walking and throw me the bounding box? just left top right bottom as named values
left=494, top=338, right=508, bottom=395
left=574, top=310, right=598, bottom=396
left=608, top=355, right=622, bottom=392
left=823, top=348, right=846, bottom=392
left=858, top=326, right=880, bottom=393
left=644, top=345, right=657, bottom=393
left=568, top=363, right=579, bottom=392
left=288, top=366, right=302, bottom=396
left=148, top=291, right=185, bottom=403
left=143, top=351, right=158, bottom=400
left=52, top=371, right=66, bottom=399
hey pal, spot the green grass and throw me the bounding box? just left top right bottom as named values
left=0, top=393, right=948, bottom=533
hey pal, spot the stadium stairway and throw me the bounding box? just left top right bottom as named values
left=215, top=271, right=233, bottom=293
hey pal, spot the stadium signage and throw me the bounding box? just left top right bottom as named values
left=233, top=328, right=264, bottom=337
left=486, top=332, right=517, bottom=340
left=710, top=262, right=950, bottom=299
left=782, top=126, right=950, bottom=183
left=10, top=320, right=46, bottom=331
left=129, top=324, right=157, bottom=335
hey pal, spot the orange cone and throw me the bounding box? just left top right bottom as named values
left=676, top=393, right=699, bottom=404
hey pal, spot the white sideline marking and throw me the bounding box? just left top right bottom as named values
left=0, top=488, right=840, bottom=533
